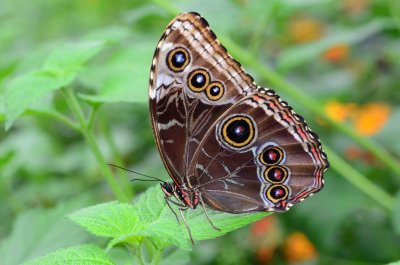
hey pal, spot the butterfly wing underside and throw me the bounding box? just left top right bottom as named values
left=149, top=12, right=329, bottom=214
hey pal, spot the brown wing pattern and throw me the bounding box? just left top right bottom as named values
left=149, top=12, right=256, bottom=185
left=188, top=88, right=329, bottom=213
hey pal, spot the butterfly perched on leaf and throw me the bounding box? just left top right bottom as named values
left=148, top=12, right=329, bottom=242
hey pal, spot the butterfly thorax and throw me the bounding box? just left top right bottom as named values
left=160, top=182, right=199, bottom=209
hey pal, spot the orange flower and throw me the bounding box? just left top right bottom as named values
left=345, top=145, right=377, bottom=164
left=325, top=101, right=391, bottom=136
left=251, top=216, right=276, bottom=237
left=323, top=43, right=350, bottom=62
left=284, top=232, right=317, bottom=263
left=251, top=216, right=280, bottom=264
left=256, top=246, right=274, bottom=264
left=353, top=102, right=391, bottom=136
left=324, top=101, right=357, bottom=122
left=343, top=0, right=369, bottom=14
left=345, top=145, right=362, bottom=160
left=289, top=17, right=324, bottom=43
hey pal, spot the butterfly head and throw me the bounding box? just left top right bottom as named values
left=160, top=182, right=199, bottom=209
left=160, top=181, right=175, bottom=197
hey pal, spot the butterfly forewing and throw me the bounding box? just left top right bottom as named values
left=149, top=12, right=256, bottom=185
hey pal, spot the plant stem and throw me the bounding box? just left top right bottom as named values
left=324, top=146, right=395, bottom=210
left=100, top=117, right=134, bottom=198
left=136, top=242, right=146, bottom=265
left=28, top=109, right=81, bottom=132
left=62, top=87, right=129, bottom=202
left=151, top=249, right=162, bottom=265
left=87, top=104, right=99, bottom=130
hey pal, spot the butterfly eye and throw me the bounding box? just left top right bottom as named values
left=161, top=182, right=174, bottom=196
left=167, top=47, right=190, bottom=72
left=206, top=81, right=224, bottom=101
left=259, top=146, right=284, bottom=165
left=188, top=69, right=210, bottom=92
left=263, top=166, right=288, bottom=184
left=221, top=115, right=255, bottom=149
left=266, top=185, right=289, bottom=203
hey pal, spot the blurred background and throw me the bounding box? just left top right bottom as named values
left=0, top=0, right=400, bottom=264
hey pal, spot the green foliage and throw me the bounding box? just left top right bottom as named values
left=1, top=0, right=400, bottom=264
left=19, top=186, right=268, bottom=264
left=22, top=245, right=116, bottom=265
left=69, top=186, right=269, bottom=251
left=4, top=41, right=109, bottom=129
left=393, top=192, right=400, bottom=236
left=69, top=201, right=143, bottom=250
left=0, top=197, right=92, bottom=265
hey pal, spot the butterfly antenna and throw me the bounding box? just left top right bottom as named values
left=107, top=163, right=164, bottom=182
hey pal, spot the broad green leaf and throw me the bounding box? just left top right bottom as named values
left=387, top=262, right=400, bottom=265
left=277, top=19, right=394, bottom=71
left=4, top=40, right=109, bottom=129
left=42, top=41, right=108, bottom=78
left=392, top=192, right=400, bottom=236
left=69, top=185, right=270, bottom=251
left=0, top=198, right=92, bottom=265
left=22, top=244, right=116, bottom=265
left=136, top=186, right=271, bottom=249
left=78, top=40, right=153, bottom=103
left=68, top=201, right=143, bottom=249
left=4, top=71, right=71, bottom=129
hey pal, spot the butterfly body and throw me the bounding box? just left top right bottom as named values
left=150, top=12, right=329, bottom=223
left=161, top=181, right=199, bottom=209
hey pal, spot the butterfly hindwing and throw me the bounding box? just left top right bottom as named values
left=188, top=88, right=329, bottom=212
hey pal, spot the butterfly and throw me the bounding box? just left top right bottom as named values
left=149, top=12, right=329, bottom=243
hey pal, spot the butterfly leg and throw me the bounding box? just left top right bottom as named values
left=164, top=196, right=183, bottom=225
left=178, top=207, right=194, bottom=245
left=199, top=194, right=221, bottom=231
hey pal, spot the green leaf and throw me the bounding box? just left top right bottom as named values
left=0, top=198, right=92, bottom=265
left=4, top=71, right=69, bottom=129
left=78, top=40, right=154, bottom=103
left=43, top=41, right=108, bottom=79
left=392, top=192, right=400, bottom=236
left=68, top=201, right=143, bottom=249
left=277, top=19, right=394, bottom=71
left=4, top=40, right=109, bottom=129
left=22, top=244, right=116, bottom=265
left=69, top=185, right=270, bottom=251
